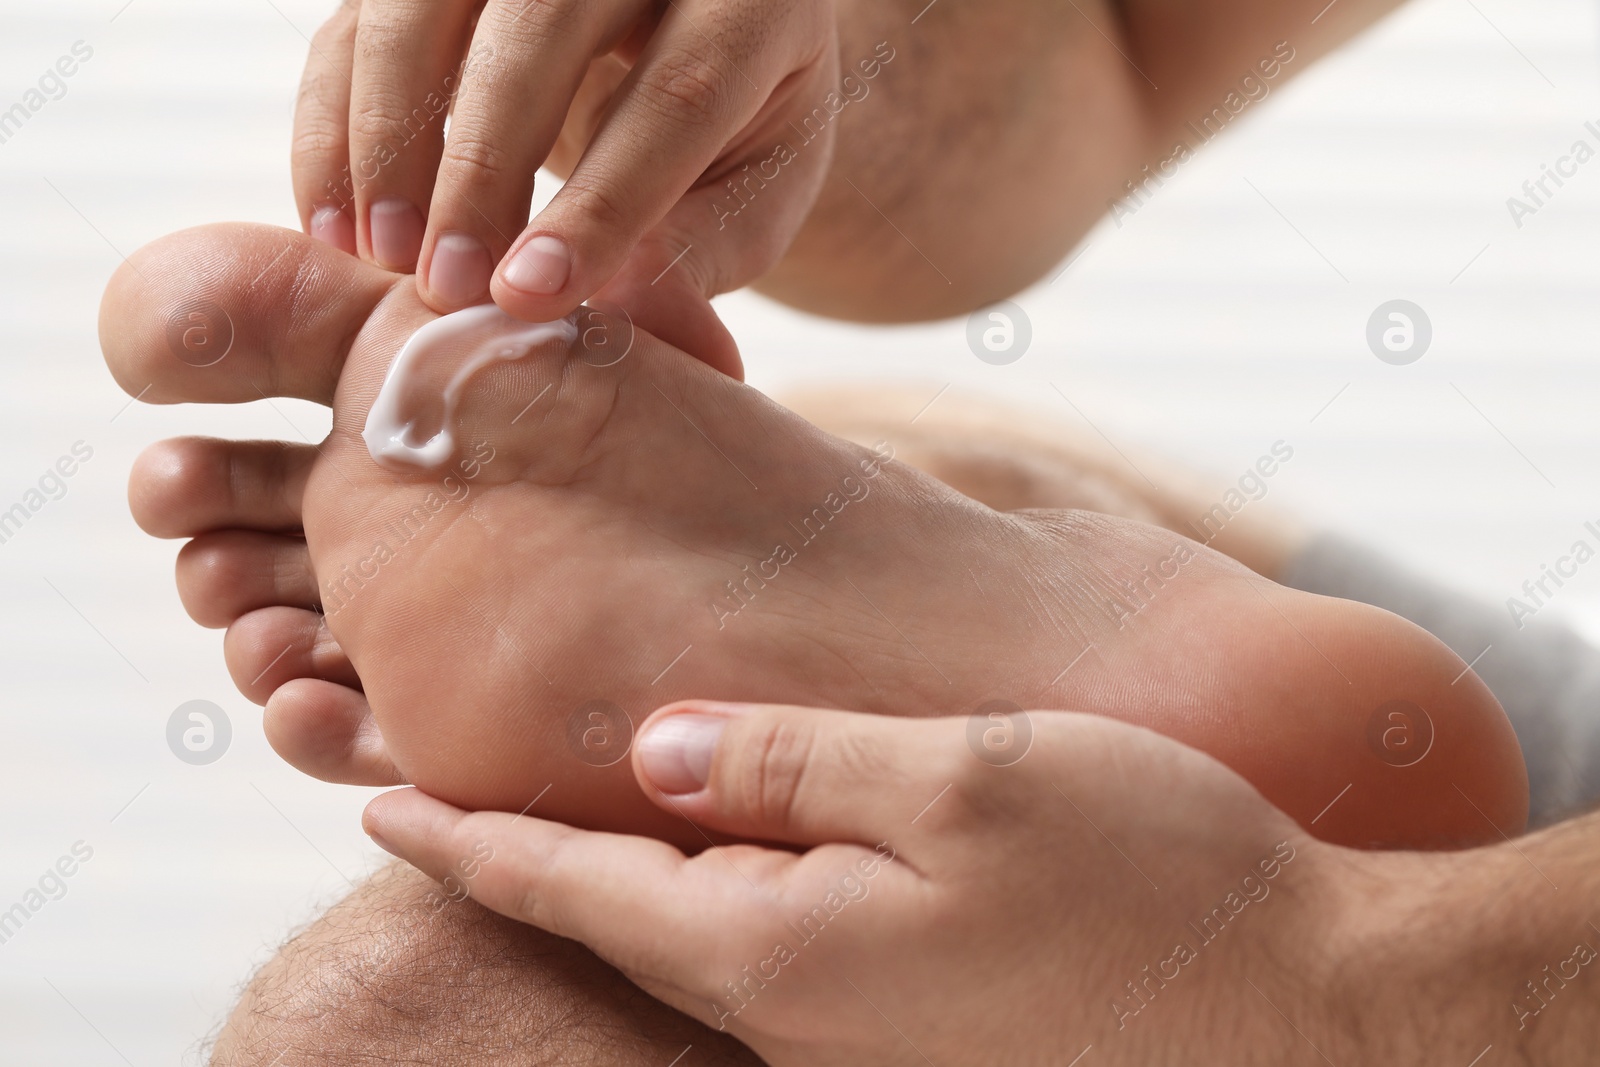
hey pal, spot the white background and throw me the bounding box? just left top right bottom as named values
left=1, top=0, right=1597, bottom=1061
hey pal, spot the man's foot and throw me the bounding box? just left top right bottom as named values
left=779, top=383, right=1310, bottom=581
left=105, top=223, right=1526, bottom=848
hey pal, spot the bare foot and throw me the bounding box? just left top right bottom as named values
left=781, top=383, right=1309, bottom=580
left=105, top=224, right=1525, bottom=849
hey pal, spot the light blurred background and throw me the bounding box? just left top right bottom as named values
left=2, top=0, right=1597, bottom=1060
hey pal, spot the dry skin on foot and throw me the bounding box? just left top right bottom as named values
left=105, top=224, right=1529, bottom=852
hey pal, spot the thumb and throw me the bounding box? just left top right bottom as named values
left=631, top=701, right=956, bottom=846
left=598, top=124, right=834, bottom=379
left=594, top=236, right=743, bottom=380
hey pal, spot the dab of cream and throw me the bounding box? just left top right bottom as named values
left=363, top=304, right=578, bottom=469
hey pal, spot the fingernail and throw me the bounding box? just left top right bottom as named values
left=310, top=205, right=356, bottom=255
left=637, top=713, right=729, bottom=795
left=428, top=232, right=493, bottom=305
left=369, top=196, right=425, bottom=270
left=502, top=234, right=571, bottom=296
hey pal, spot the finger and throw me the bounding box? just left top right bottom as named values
left=100, top=223, right=395, bottom=406
left=541, top=56, right=745, bottom=376
left=418, top=0, right=646, bottom=310
left=293, top=2, right=360, bottom=255
left=175, top=531, right=317, bottom=628
left=347, top=0, right=482, bottom=272
left=266, top=677, right=403, bottom=786
left=129, top=438, right=314, bottom=539
left=543, top=54, right=631, bottom=179
left=226, top=606, right=359, bottom=705
left=633, top=702, right=963, bottom=849
left=583, top=42, right=837, bottom=374
left=363, top=786, right=751, bottom=1019
left=590, top=231, right=743, bottom=377
left=490, top=0, right=832, bottom=322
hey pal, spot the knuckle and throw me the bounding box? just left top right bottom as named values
left=637, top=229, right=718, bottom=292
left=730, top=719, right=816, bottom=830
left=438, top=133, right=514, bottom=188
left=638, top=51, right=731, bottom=125
left=351, top=4, right=414, bottom=64
left=557, top=175, right=632, bottom=235
left=346, top=93, right=426, bottom=148
left=290, top=119, right=347, bottom=169
left=486, top=0, right=584, bottom=51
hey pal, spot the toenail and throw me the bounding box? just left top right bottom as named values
left=637, top=713, right=727, bottom=794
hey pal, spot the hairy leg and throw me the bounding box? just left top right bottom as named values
left=210, top=861, right=759, bottom=1066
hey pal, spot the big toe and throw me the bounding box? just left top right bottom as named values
left=100, top=222, right=394, bottom=407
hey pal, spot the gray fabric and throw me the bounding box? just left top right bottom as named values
left=1281, top=536, right=1600, bottom=827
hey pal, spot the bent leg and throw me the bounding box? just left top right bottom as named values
left=210, top=861, right=759, bottom=1066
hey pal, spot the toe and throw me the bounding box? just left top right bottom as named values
left=265, top=678, right=404, bottom=786
left=176, top=531, right=318, bottom=628
left=99, top=222, right=395, bottom=407
left=225, top=606, right=359, bottom=705
left=131, top=438, right=315, bottom=539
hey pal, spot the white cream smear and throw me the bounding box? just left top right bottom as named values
left=363, top=304, right=579, bottom=470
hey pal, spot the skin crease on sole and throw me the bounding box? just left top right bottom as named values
left=104, top=223, right=1528, bottom=852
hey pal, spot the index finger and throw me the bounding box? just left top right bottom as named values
left=418, top=0, right=649, bottom=310
left=291, top=3, right=360, bottom=254
left=490, top=0, right=836, bottom=321
left=363, top=787, right=755, bottom=1018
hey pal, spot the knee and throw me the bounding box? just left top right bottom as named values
left=210, top=861, right=755, bottom=1066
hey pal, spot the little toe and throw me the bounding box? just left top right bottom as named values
left=226, top=606, right=359, bottom=705
left=265, top=678, right=404, bottom=787
left=176, top=531, right=318, bottom=628
left=132, top=437, right=314, bottom=539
